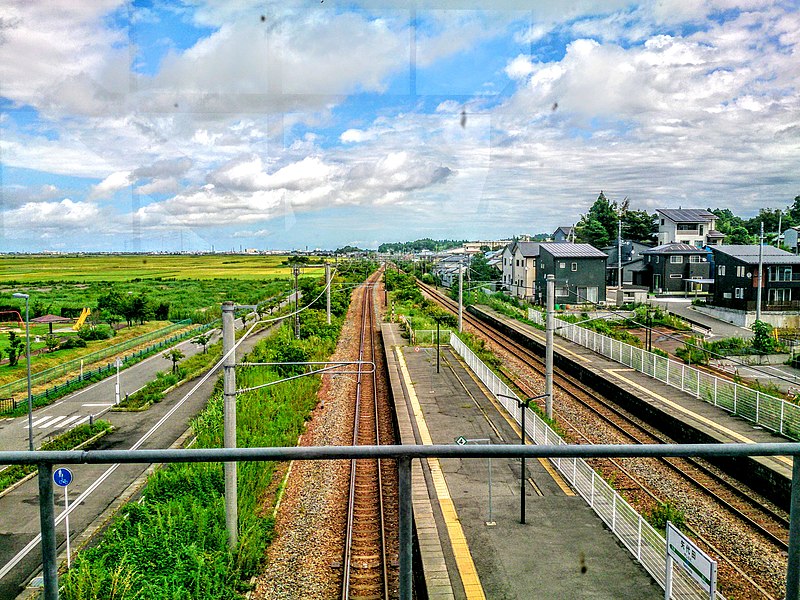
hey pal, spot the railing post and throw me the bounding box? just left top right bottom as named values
left=786, top=457, right=800, bottom=600
left=398, top=456, right=413, bottom=600
left=637, top=515, right=642, bottom=561
left=756, top=392, right=761, bottom=423
left=222, top=302, right=238, bottom=550
left=38, top=463, right=58, bottom=600
left=782, top=401, right=786, bottom=435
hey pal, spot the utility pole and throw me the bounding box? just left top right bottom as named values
left=618, top=218, right=623, bottom=293
left=293, top=265, right=300, bottom=339
left=221, top=302, right=238, bottom=549
left=757, top=221, right=764, bottom=322
left=545, top=274, right=554, bottom=419
left=458, top=261, right=463, bottom=333
left=325, top=262, right=331, bottom=325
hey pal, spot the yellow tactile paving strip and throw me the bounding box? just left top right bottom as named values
left=396, top=348, right=486, bottom=600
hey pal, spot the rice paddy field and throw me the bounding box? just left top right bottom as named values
left=0, top=253, right=313, bottom=282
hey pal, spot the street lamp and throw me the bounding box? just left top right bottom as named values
left=498, top=392, right=549, bottom=524
left=12, top=292, right=33, bottom=452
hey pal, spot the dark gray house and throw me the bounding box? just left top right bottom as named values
left=535, top=243, right=607, bottom=305
left=642, top=243, right=712, bottom=294
left=552, top=226, right=574, bottom=242
left=711, top=245, right=800, bottom=311
left=602, top=240, right=652, bottom=286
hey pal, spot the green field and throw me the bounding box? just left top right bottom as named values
left=0, top=253, right=322, bottom=282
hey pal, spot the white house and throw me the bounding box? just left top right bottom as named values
left=501, top=241, right=540, bottom=300
left=656, top=208, right=724, bottom=247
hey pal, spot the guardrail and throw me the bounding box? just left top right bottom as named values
left=1, top=321, right=215, bottom=414
left=9, top=442, right=800, bottom=600
left=526, top=308, right=800, bottom=441
left=0, top=320, right=195, bottom=399
left=450, top=333, right=710, bottom=599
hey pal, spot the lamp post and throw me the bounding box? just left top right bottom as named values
left=498, top=392, right=549, bottom=524
left=12, top=292, right=33, bottom=452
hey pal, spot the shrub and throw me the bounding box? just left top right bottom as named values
left=647, top=500, right=685, bottom=530
left=59, top=337, right=87, bottom=350
left=78, top=325, right=113, bottom=341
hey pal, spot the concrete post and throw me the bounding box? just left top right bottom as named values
left=545, top=274, right=555, bottom=419
left=458, top=263, right=463, bottom=333
left=38, top=463, right=58, bottom=600
left=222, top=302, right=238, bottom=549
left=325, top=263, right=331, bottom=325
left=293, top=265, right=300, bottom=339
left=398, top=456, right=413, bottom=600
left=786, top=456, right=800, bottom=599
left=757, top=221, right=764, bottom=322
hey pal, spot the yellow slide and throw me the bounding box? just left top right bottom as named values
left=73, top=307, right=91, bottom=330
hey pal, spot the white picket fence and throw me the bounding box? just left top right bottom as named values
left=450, top=334, right=710, bottom=599
left=525, top=308, right=800, bottom=441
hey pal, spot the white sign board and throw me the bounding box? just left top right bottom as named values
left=666, top=522, right=717, bottom=597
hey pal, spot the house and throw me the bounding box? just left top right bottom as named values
left=656, top=209, right=725, bottom=247
left=535, top=243, right=607, bottom=305
left=500, top=241, right=540, bottom=300
left=552, top=226, right=574, bottom=242
left=710, top=245, right=800, bottom=317
left=641, top=243, right=712, bottom=295
left=433, top=254, right=466, bottom=288
left=783, top=227, right=800, bottom=253
left=601, top=240, right=651, bottom=286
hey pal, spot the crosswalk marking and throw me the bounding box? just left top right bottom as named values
left=81, top=403, right=113, bottom=407
left=39, top=416, right=69, bottom=428
left=23, top=414, right=94, bottom=430
left=53, top=415, right=82, bottom=429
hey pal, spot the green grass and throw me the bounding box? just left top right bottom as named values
left=0, top=254, right=308, bottom=282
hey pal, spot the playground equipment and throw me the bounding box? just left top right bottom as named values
left=0, top=311, right=23, bottom=331
left=73, top=308, right=91, bottom=330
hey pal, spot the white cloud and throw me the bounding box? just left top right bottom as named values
left=90, top=171, right=132, bottom=200
left=4, top=199, right=100, bottom=232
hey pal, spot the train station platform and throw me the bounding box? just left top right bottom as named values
left=382, top=323, right=662, bottom=600
left=470, top=305, right=793, bottom=509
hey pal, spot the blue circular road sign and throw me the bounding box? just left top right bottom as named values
left=53, top=468, right=73, bottom=487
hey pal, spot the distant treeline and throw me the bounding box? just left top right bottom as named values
left=378, top=238, right=467, bottom=253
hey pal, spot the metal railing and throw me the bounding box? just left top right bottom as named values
left=0, top=320, right=195, bottom=398
left=527, top=308, right=800, bottom=441
left=450, top=333, right=711, bottom=599
left=5, top=442, right=800, bottom=600
left=412, top=329, right=452, bottom=345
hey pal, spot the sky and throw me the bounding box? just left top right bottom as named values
left=1, top=1, right=798, bottom=253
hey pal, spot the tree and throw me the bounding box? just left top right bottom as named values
left=163, top=349, right=185, bottom=374
left=575, top=191, right=620, bottom=248
left=45, top=334, right=60, bottom=353
left=622, top=209, right=657, bottom=243
left=576, top=218, right=610, bottom=247
left=191, top=333, right=211, bottom=354
left=751, top=320, right=777, bottom=355
left=469, top=254, right=500, bottom=286
left=786, top=195, right=800, bottom=225
left=7, top=331, right=24, bottom=367
left=271, top=340, right=308, bottom=377
left=129, top=293, right=152, bottom=325
left=726, top=226, right=755, bottom=245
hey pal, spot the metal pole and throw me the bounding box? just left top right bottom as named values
left=520, top=401, right=527, bottom=524
left=545, top=274, right=554, bottom=419
left=115, top=358, right=121, bottom=405
left=436, top=319, right=440, bottom=374
left=64, top=485, right=71, bottom=568
left=757, top=221, right=763, bottom=322
left=618, top=217, right=622, bottom=292
left=398, top=456, right=413, bottom=600
left=325, top=263, right=331, bottom=325
left=38, top=463, right=58, bottom=600
left=293, top=266, right=300, bottom=339
left=13, top=293, right=33, bottom=451
left=222, top=302, right=238, bottom=549
left=25, top=298, right=33, bottom=452
left=786, top=456, right=800, bottom=600
left=458, top=262, right=463, bottom=333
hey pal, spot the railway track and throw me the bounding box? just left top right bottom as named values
left=342, top=272, right=392, bottom=600
left=419, top=281, right=787, bottom=599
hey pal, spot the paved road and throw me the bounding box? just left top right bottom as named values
left=649, top=297, right=753, bottom=340
left=0, top=317, right=279, bottom=599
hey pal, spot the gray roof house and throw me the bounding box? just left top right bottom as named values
left=535, top=243, right=608, bottom=305
left=642, top=243, right=712, bottom=295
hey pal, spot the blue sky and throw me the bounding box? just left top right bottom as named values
left=1, top=1, right=799, bottom=252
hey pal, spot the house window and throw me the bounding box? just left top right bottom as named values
left=669, top=274, right=683, bottom=278
left=556, top=286, right=569, bottom=297
left=734, top=287, right=744, bottom=299
left=661, top=219, right=665, bottom=225
left=571, top=262, right=577, bottom=271
left=670, top=255, right=683, bottom=264
left=736, top=265, right=746, bottom=277
left=654, top=256, right=659, bottom=263
left=677, top=223, right=697, bottom=231
left=689, top=255, right=702, bottom=263
left=559, top=262, right=566, bottom=269
left=718, top=265, right=726, bottom=276
left=679, top=240, right=690, bottom=244
left=769, top=288, right=791, bottom=303
left=577, top=286, right=598, bottom=303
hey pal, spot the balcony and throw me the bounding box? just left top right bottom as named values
left=767, top=272, right=800, bottom=282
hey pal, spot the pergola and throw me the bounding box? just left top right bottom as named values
left=30, top=314, right=72, bottom=334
